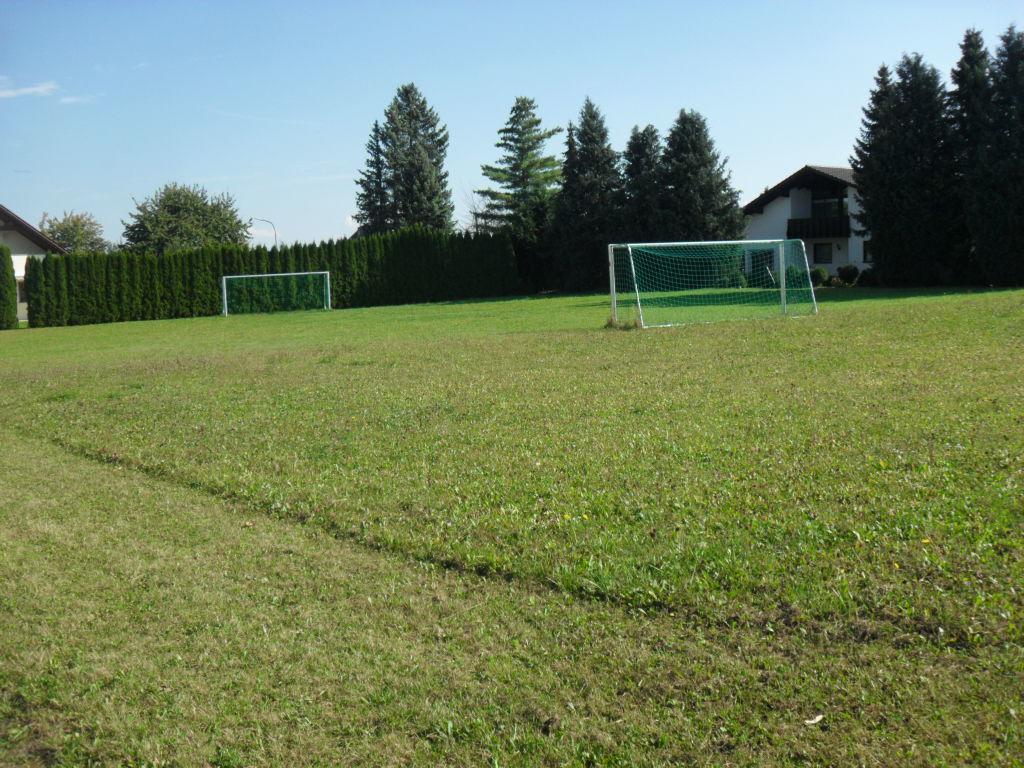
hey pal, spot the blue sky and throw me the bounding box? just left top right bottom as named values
left=2, top=0, right=1020, bottom=246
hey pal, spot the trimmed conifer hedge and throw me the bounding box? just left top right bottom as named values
left=24, top=227, right=521, bottom=327
left=0, top=244, right=17, bottom=330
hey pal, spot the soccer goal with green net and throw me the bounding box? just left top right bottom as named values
left=608, top=240, right=817, bottom=328
left=221, top=271, right=332, bottom=316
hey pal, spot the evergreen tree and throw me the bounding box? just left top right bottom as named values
left=852, top=56, right=959, bottom=284
left=0, top=244, right=16, bottom=330
left=354, top=120, right=390, bottom=235
left=550, top=99, right=623, bottom=290
left=851, top=65, right=897, bottom=277
left=974, top=26, right=1024, bottom=285
left=659, top=110, right=744, bottom=242
left=477, top=97, right=561, bottom=239
left=622, top=125, right=664, bottom=242
left=949, top=29, right=993, bottom=283
left=380, top=83, right=455, bottom=230
left=476, top=97, right=561, bottom=289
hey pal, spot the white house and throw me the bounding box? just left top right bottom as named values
left=743, top=165, right=870, bottom=275
left=0, top=204, right=67, bottom=321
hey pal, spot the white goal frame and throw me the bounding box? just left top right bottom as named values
left=608, top=239, right=818, bottom=328
left=221, top=271, right=332, bottom=316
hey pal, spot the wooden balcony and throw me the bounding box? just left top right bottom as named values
left=786, top=216, right=850, bottom=239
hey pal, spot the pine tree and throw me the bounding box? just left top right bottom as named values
left=852, top=56, right=959, bottom=284
left=476, top=97, right=560, bottom=289
left=660, top=110, right=744, bottom=242
left=380, top=83, right=455, bottom=231
left=477, top=97, right=561, bottom=238
left=852, top=65, right=897, bottom=277
left=622, top=125, right=664, bottom=242
left=355, top=120, right=390, bottom=235
left=949, top=29, right=993, bottom=283
left=974, top=26, right=1024, bottom=285
left=550, top=99, right=623, bottom=290
left=0, top=244, right=16, bottom=330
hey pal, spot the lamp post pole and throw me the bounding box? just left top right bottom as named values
left=251, top=217, right=277, bottom=248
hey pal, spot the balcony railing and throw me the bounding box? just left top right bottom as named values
left=786, top=216, right=850, bottom=239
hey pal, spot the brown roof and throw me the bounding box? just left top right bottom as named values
left=0, top=203, right=68, bottom=254
left=743, top=165, right=856, bottom=215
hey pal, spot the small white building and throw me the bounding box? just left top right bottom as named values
left=0, top=204, right=67, bottom=321
left=743, top=166, right=870, bottom=275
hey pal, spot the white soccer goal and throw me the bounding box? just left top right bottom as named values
left=608, top=239, right=817, bottom=328
left=221, top=271, right=332, bottom=316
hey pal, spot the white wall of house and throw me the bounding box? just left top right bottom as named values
left=0, top=229, right=45, bottom=257
left=789, top=188, right=812, bottom=218
left=745, top=195, right=791, bottom=240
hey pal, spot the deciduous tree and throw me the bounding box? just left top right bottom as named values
left=122, top=183, right=250, bottom=255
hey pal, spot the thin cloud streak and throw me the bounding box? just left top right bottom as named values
left=0, top=80, right=58, bottom=99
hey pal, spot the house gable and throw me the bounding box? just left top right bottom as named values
left=743, top=165, right=855, bottom=216
left=0, top=204, right=68, bottom=255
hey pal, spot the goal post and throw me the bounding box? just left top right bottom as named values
left=221, top=271, right=332, bottom=316
left=608, top=239, right=817, bottom=328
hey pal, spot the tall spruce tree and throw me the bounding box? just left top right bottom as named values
left=476, top=97, right=561, bottom=289
left=852, top=56, right=958, bottom=284
left=550, top=98, right=623, bottom=290
left=380, top=83, right=455, bottom=231
left=974, top=26, right=1024, bottom=285
left=622, top=125, right=664, bottom=242
left=354, top=120, right=390, bottom=235
left=477, top=97, right=561, bottom=240
left=659, top=110, right=744, bottom=242
left=949, top=29, right=993, bottom=283
left=851, top=65, right=897, bottom=277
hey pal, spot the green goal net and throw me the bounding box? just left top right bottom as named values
left=609, top=240, right=817, bottom=328
left=221, top=271, right=331, bottom=316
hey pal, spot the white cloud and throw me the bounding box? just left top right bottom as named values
left=59, top=94, right=95, bottom=105
left=0, top=80, right=58, bottom=99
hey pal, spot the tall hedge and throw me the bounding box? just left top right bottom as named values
left=0, top=244, right=17, bottom=330
left=24, top=227, right=521, bottom=327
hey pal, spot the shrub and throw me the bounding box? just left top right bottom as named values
left=785, top=265, right=806, bottom=287
left=836, top=265, right=860, bottom=285
left=0, top=244, right=16, bottom=329
left=857, top=268, right=880, bottom=287
left=810, top=267, right=829, bottom=287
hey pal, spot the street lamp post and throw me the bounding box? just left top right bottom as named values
left=251, top=217, right=278, bottom=248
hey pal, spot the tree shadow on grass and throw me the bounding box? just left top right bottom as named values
left=814, top=286, right=1012, bottom=304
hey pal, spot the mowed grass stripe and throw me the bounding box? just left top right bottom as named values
left=1, top=435, right=1019, bottom=766
left=1, top=290, right=1022, bottom=646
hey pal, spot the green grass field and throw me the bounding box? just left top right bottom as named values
left=2, top=288, right=1022, bottom=766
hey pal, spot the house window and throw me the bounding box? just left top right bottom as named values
left=811, top=188, right=847, bottom=219
left=863, top=241, right=873, bottom=263
left=813, top=243, right=833, bottom=264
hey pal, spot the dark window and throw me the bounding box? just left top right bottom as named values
left=811, top=188, right=847, bottom=219
left=863, top=241, right=873, bottom=263
left=813, top=243, right=833, bottom=264
left=17, top=280, right=27, bottom=302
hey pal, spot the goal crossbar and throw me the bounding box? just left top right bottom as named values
left=221, top=270, right=332, bottom=316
